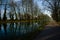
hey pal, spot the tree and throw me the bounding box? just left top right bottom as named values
left=21, top=0, right=34, bottom=20
left=3, top=1, right=7, bottom=20
left=33, top=2, right=41, bottom=17
left=10, top=0, right=17, bottom=20
left=9, top=11, right=14, bottom=20
left=0, top=0, right=2, bottom=20
left=24, top=13, right=31, bottom=20
left=43, top=0, right=60, bottom=22
left=30, top=0, right=34, bottom=20
left=0, top=0, right=2, bottom=5
left=17, top=3, right=21, bottom=20
left=0, top=10, right=1, bottom=20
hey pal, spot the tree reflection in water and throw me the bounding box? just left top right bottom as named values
left=3, top=23, right=7, bottom=35
left=0, top=24, right=1, bottom=30
left=0, top=22, right=41, bottom=38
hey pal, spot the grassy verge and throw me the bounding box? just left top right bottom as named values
left=57, top=22, right=60, bottom=25
left=0, top=20, right=40, bottom=24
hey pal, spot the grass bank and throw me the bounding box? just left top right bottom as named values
left=0, top=20, right=40, bottom=24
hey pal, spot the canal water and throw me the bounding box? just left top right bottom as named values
left=0, top=22, right=41, bottom=40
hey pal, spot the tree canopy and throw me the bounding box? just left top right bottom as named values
left=43, top=0, right=60, bottom=22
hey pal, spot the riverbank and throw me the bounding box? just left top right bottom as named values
left=0, top=20, right=40, bottom=24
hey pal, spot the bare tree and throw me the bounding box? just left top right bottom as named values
left=0, top=10, right=1, bottom=20
left=43, top=0, right=60, bottom=22
left=10, top=0, right=17, bottom=20
left=0, top=0, right=2, bottom=20
left=3, top=0, right=7, bottom=20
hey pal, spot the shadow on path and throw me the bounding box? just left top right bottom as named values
left=33, top=26, right=60, bottom=40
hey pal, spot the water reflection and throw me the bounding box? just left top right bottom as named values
left=0, top=22, right=40, bottom=37
left=0, top=24, right=1, bottom=30
left=3, top=23, right=7, bottom=34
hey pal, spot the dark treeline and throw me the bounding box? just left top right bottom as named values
left=0, top=0, right=42, bottom=21
left=0, top=0, right=60, bottom=22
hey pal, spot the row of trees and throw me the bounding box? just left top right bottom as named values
left=0, top=0, right=60, bottom=22
left=42, top=0, right=60, bottom=22
left=0, top=0, right=41, bottom=20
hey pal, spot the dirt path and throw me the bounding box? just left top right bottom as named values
left=46, top=20, right=59, bottom=27
left=33, top=19, right=60, bottom=40
left=33, top=26, right=60, bottom=40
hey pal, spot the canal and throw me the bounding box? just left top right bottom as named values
left=0, top=22, right=41, bottom=40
